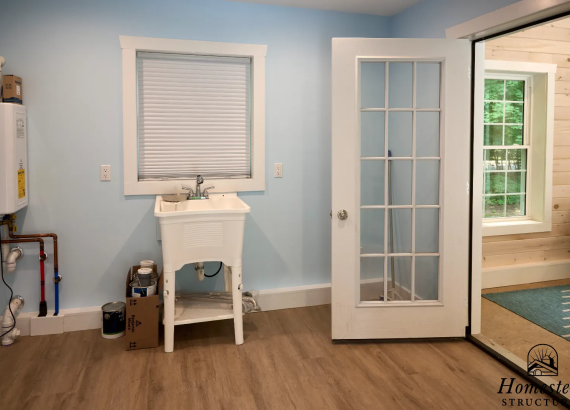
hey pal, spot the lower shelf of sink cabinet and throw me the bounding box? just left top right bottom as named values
left=165, top=298, right=236, bottom=326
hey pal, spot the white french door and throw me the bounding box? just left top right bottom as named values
left=331, top=38, right=471, bottom=339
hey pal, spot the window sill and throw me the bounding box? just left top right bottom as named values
left=125, top=178, right=265, bottom=196
left=482, top=219, right=551, bottom=237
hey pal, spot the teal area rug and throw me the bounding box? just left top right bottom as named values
left=483, top=285, right=570, bottom=339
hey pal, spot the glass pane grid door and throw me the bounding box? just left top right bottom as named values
left=359, top=60, right=441, bottom=304
left=483, top=76, right=530, bottom=219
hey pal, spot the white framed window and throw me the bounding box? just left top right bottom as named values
left=482, top=60, right=556, bottom=237
left=120, top=36, right=267, bottom=195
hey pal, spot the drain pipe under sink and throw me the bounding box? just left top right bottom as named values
left=195, top=262, right=205, bottom=281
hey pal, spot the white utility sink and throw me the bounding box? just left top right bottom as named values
left=154, top=193, right=250, bottom=353
left=157, top=194, right=250, bottom=215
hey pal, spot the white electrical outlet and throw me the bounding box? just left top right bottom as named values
left=100, top=165, right=111, bottom=181
left=274, top=163, right=283, bottom=178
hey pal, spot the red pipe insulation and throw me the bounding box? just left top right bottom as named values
left=40, top=250, right=46, bottom=302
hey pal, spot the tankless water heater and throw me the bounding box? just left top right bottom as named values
left=0, top=103, right=28, bottom=215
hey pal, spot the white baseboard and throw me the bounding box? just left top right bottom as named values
left=257, top=283, right=331, bottom=311
left=482, top=260, right=570, bottom=289
left=2, top=281, right=398, bottom=337
left=1, top=307, right=101, bottom=337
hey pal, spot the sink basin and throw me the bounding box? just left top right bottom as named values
left=156, top=194, right=250, bottom=216
left=154, top=194, right=250, bottom=270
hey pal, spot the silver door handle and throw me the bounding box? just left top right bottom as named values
left=337, top=210, right=348, bottom=220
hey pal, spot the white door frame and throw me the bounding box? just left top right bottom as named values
left=447, top=0, right=570, bottom=334
left=446, top=0, right=570, bottom=41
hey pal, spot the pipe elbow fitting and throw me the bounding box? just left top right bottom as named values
left=5, top=247, right=23, bottom=273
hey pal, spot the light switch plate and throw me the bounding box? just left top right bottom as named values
left=100, top=165, right=111, bottom=181
left=274, top=163, right=283, bottom=178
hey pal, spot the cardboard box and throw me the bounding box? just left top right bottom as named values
left=125, top=265, right=163, bottom=351
left=2, top=75, right=22, bottom=104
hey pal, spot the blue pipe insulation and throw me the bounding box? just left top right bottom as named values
left=54, top=268, right=59, bottom=316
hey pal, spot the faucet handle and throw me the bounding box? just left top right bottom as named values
left=202, top=186, right=215, bottom=199
left=181, top=185, right=195, bottom=199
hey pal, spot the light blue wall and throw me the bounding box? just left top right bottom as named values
left=0, top=0, right=535, bottom=313
left=0, top=0, right=390, bottom=313
left=389, top=0, right=521, bottom=38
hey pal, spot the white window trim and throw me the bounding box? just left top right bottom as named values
left=120, top=36, right=267, bottom=195
left=482, top=60, right=556, bottom=237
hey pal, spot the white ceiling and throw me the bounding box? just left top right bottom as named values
left=225, top=0, right=423, bottom=17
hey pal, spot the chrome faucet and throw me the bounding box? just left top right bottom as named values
left=195, top=175, right=204, bottom=198
left=182, top=175, right=215, bottom=200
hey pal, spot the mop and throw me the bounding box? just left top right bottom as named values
left=385, top=150, right=402, bottom=301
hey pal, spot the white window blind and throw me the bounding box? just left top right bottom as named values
left=137, top=52, right=251, bottom=181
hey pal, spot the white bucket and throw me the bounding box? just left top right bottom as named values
left=130, top=280, right=156, bottom=298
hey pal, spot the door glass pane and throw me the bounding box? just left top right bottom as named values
left=360, top=257, right=385, bottom=302
left=388, top=63, right=413, bottom=108
left=361, top=62, right=385, bottom=108
left=358, top=60, right=443, bottom=305
left=361, top=112, right=385, bottom=157
left=388, top=112, right=413, bottom=157
left=415, top=209, right=439, bottom=253
left=387, top=256, right=412, bottom=301
left=416, top=63, right=440, bottom=109
left=416, top=112, right=439, bottom=157
left=416, top=160, right=439, bottom=205
left=389, top=160, right=412, bottom=205
left=361, top=160, right=385, bottom=206
left=415, top=256, right=439, bottom=301
left=361, top=209, right=385, bottom=254
left=388, top=209, right=412, bottom=253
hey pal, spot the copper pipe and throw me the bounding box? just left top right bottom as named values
left=7, top=219, right=60, bottom=315
left=1, top=237, right=44, bottom=251
left=7, top=222, right=56, bottom=271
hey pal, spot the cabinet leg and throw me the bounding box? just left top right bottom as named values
left=232, top=265, right=244, bottom=345
left=224, top=264, right=232, bottom=293
left=164, top=270, right=175, bottom=353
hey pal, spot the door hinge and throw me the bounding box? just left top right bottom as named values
left=468, top=65, right=471, bottom=81
left=466, top=181, right=470, bottom=196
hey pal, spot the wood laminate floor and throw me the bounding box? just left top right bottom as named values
left=482, top=279, right=570, bottom=386
left=0, top=305, right=553, bottom=410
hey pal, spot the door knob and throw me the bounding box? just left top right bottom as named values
left=337, top=210, right=348, bottom=220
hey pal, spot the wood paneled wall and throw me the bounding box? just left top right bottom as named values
left=483, top=18, right=570, bottom=268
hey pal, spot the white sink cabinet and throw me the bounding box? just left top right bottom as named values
left=154, top=193, right=250, bottom=352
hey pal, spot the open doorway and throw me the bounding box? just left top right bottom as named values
left=471, top=14, right=570, bottom=388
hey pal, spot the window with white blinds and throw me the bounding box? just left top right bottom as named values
left=137, top=52, right=251, bottom=181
